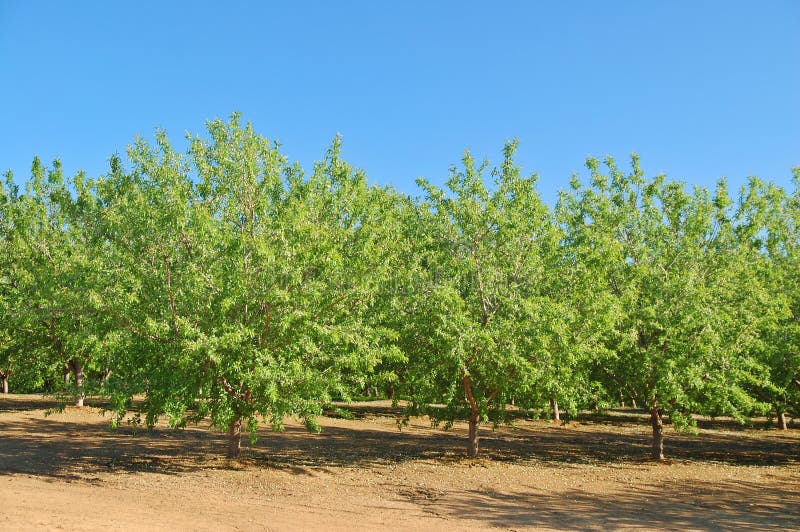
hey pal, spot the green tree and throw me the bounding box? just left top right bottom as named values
left=339, top=188, right=413, bottom=401
left=741, top=171, right=800, bottom=428
left=5, top=159, right=109, bottom=404
left=94, top=115, right=393, bottom=458
left=401, top=142, right=575, bottom=457
left=563, top=155, right=769, bottom=459
left=0, top=172, right=22, bottom=393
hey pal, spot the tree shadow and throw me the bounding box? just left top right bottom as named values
left=0, top=394, right=65, bottom=412
left=426, top=478, right=800, bottom=530
left=0, top=416, right=228, bottom=479
left=0, top=398, right=797, bottom=482
left=488, top=422, right=800, bottom=466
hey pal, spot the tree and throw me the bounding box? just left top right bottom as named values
left=562, top=155, right=769, bottom=459
left=93, top=115, right=394, bottom=457
left=0, top=172, right=22, bottom=393
left=338, top=189, right=413, bottom=402
left=401, top=142, right=574, bottom=457
left=5, top=159, right=108, bottom=405
left=741, top=171, right=800, bottom=428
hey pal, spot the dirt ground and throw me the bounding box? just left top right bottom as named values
left=1, top=395, right=798, bottom=531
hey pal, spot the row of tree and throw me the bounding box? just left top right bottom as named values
left=1, top=115, right=798, bottom=460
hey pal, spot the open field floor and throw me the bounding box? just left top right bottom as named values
left=1, top=395, right=799, bottom=531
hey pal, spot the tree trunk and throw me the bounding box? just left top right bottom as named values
left=650, top=407, right=664, bottom=460
left=1, top=374, right=8, bottom=394
left=550, top=397, right=560, bottom=421
left=63, top=365, right=71, bottom=385
left=777, top=411, right=788, bottom=431
left=462, top=372, right=481, bottom=458
left=69, top=360, right=85, bottom=407
left=467, top=411, right=480, bottom=458
left=228, top=416, right=243, bottom=459
left=387, top=383, right=395, bottom=401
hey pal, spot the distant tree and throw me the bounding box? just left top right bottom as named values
left=0, top=172, right=22, bottom=393
left=4, top=159, right=109, bottom=404
left=341, top=189, right=413, bottom=401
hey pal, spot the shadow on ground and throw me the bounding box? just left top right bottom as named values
left=428, top=477, right=800, bottom=531
left=0, top=395, right=798, bottom=481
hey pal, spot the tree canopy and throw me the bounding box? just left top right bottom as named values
left=2, top=114, right=797, bottom=460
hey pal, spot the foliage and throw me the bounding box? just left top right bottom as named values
left=398, top=142, right=587, bottom=456
left=741, top=171, right=800, bottom=421
left=560, top=155, right=774, bottom=457
left=0, top=160, right=112, bottom=401
left=1, top=113, right=797, bottom=460
left=91, top=115, right=395, bottom=456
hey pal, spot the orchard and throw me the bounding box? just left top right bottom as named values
left=1, top=114, right=798, bottom=461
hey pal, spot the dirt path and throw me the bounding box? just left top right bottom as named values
left=1, top=395, right=798, bottom=530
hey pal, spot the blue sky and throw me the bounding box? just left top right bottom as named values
left=1, top=1, right=798, bottom=203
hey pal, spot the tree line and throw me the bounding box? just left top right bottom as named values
left=1, top=114, right=798, bottom=460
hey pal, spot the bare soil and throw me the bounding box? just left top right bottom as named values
left=1, top=395, right=798, bottom=531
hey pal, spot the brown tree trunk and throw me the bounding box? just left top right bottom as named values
left=550, top=397, right=560, bottom=421
left=1, top=374, right=8, bottom=394
left=387, top=383, right=395, bottom=401
left=650, top=407, right=664, bottom=460
left=228, top=415, right=243, bottom=459
left=462, top=372, right=481, bottom=458
left=63, top=365, right=71, bottom=385
left=467, top=411, right=480, bottom=458
left=68, top=359, right=85, bottom=407
left=777, top=411, right=788, bottom=430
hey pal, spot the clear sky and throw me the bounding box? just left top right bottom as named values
left=1, top=1, right=798, bottom=203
